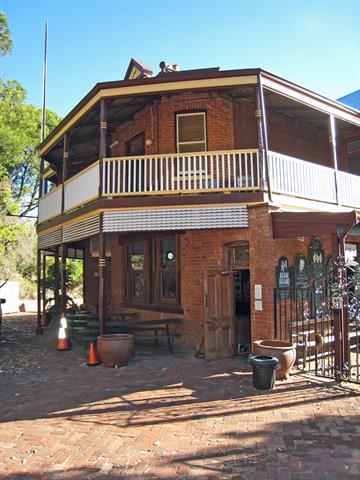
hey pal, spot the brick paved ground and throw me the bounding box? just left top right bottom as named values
left=0, top=314, right=360, bottom=480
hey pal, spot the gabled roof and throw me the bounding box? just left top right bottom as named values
left=124, top=58, right=153, bottom=80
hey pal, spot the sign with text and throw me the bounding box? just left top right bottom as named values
left=294, top=254, right=310, bottom=300
left=310, top=238, right=325, bottom=281
left=276, top=256, right=291, bottom=299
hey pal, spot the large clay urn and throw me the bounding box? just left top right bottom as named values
left=97, top=334, right=134, bottom=367
left=252, top=340, right=296, bottom=380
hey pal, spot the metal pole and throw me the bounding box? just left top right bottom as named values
left=36, top=22, right=47, bottom=334
left=36, top=249, right=43, bottom=334
left=40, top=21, right=48, bottom=143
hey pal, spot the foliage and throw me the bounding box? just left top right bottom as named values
left=45, top=257, right=83, bottom=300
left=0, top=217, right=37, bottom=298
left=0, top=79, right=61, bottom=215
left=0, top=13, right=62, bottom=296
left=0, top=12, right=12, bottom=57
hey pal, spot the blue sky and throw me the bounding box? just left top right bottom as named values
left=1, top=0, right=359, bottom=118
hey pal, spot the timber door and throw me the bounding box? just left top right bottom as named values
left=204, top=270, right=235, bottom=359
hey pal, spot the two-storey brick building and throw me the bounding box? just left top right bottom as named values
left=37, top=59, right=360, bottom=359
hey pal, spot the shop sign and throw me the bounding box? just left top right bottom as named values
left=310, top=238, right=325, bottom=280
left=276, top=256, right=291, bottom=299
left=294, top=254, right=310, bottom=299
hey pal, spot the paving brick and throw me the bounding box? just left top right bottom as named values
left=0, top=314, right=360, bottom=480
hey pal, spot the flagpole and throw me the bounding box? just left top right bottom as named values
left=37, top=21, right=48, bottom=335
left=41, top=21, right=48, bottom=142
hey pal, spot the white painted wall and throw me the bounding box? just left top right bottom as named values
left=0, top=281, right=20, bottom=314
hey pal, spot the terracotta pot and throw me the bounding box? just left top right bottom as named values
left=252, top=339, right=296, bottom=380
left=97, top=334, right=134, bottom=367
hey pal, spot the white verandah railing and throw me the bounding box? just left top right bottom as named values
left=268, top=151, right=338, bottom=204
left=38, top=148, right=360, bottom=225
left=102, top=149, right=261, bottom=196
left=337, top=170, right=360, bottom=208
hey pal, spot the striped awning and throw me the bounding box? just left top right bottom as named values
left=103, top=206, right=248, bottom=232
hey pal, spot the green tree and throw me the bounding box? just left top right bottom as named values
left=0, top=13, right=61, bottom=297
left=0, top=12, right=12, bottom=57
left=0, top=79, right=60, bottom=215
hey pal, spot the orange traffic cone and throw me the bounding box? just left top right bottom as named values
left=56, top=326, right=70, bottom=351
left=87, top=341, right=101, bottom=366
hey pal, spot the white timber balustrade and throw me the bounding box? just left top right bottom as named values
left=337, top=171, right=360, bottom=208
left=64, top=161, right=100, bottom=211
left=268, top=151, right=337, bottom=204
left=102, top=149, right=260, bottom=196
left=38, top=185, right=62, bottom=222
left=38, top=150, right=360, bottom=225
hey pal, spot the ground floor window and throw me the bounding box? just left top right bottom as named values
left=124, top=234, right=179, bottom=307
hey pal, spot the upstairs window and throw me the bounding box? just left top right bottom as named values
left=176, top=112, right=207, bottom=153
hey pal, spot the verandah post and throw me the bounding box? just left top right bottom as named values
left=99, top=99, right=107, bottom=197
left=61, top=134, right=68, bottom=214
left=98, top=100, right=108, bottom=335
left=54, top=246, right=60, bottom=318
left=255, top=76, right=272, bottom=202
left=36, top=249, right=43, bottom=334
left=98, top=213, right=106, bottom=336
left=329, top=115, right=339, bottom=205
left=61, top=244, right=67, bottom=316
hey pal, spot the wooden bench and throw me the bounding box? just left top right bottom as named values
left=92, top=317, right=183, bottom=353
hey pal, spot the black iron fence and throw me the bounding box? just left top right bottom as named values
left=274, top=263, right=360, bottom=384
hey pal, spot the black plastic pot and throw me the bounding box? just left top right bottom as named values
left=249, top=355, right=279, bottom=390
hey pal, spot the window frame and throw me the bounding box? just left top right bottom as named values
left=154, top=235, right=179, bottom=305
left=126, top=240, right=150, bottom=304
left=176, top=112, right=207, bottom=154
left=123, top=233, right=181, bottom=310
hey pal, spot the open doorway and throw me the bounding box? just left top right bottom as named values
left=227, top=241, right=251, bottom=355
left=234, top=269, right=251, bottom=354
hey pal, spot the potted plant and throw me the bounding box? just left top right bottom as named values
left=97, top=334, right=135, bottom=367
left=252, top=339, right=296, bottom=379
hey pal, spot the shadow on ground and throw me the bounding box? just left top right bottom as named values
left=2, top=413, right=360, bottom=479
left=1, top=315, right=360, bottom=479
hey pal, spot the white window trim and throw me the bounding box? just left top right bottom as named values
left=176, top=112, right=207, bottom=174
left=176, top=112, right=207, bottom=152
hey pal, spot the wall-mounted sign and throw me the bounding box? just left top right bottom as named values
left=276, top=256, right=291, bottom=298
left=254, top=284, right=262, bottom=300
left=310, top=238, right=325, bottom=280
left=255, top=300, right=263, bottom=311
left=295, top=254, right=310, bottom=289
left=294, top=254, right=310, bottom=300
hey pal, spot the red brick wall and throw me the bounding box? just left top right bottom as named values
left=112, top=91, right=235, bottom=155
left=336, top=123, right=360, bottom=173
left=267, top=109, right=331, bottom=166
left=233, top=97, right=258, bottom=149
left=249, top=206, right=333, bottom=342
left=83, top=216, right=335, bottom=352
left=111, top=88, right=338, bottom=172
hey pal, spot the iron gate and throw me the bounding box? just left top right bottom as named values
left=275, top=260, right=360, bottom=383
